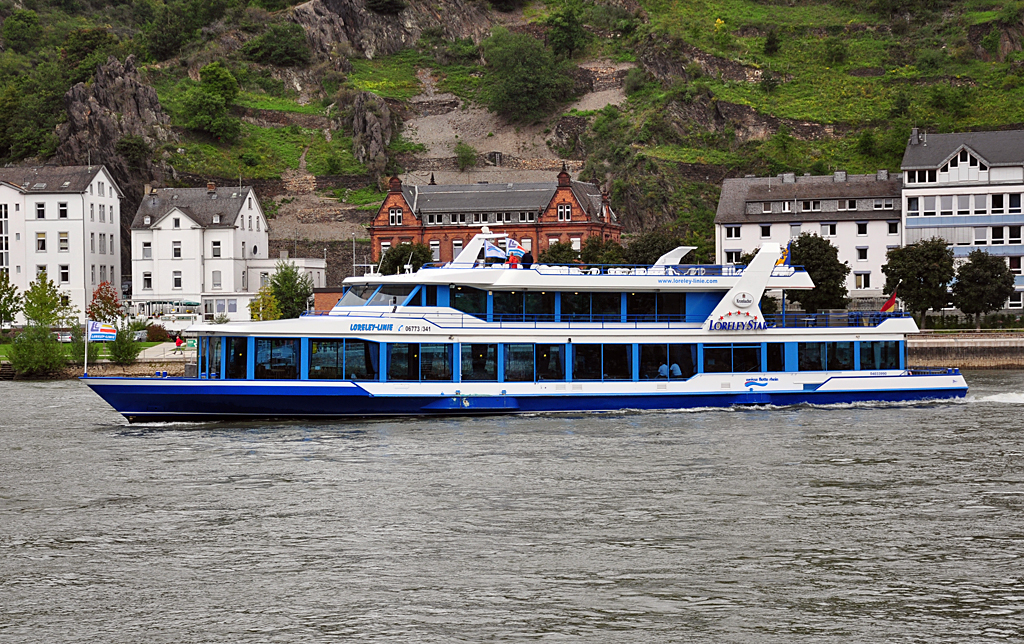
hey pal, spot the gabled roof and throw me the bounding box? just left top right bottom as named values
left=715, top=173, right=903, bottom=224
left=902, top=130, right=1024, bottom=169
left=398, top=179, right=610, bottom=221
left=132, top=187, right=254, bottom=230
left=0, top=165, right=113, bottom=195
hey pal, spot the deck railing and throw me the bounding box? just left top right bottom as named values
left=418, top=262, right=805, bottom=278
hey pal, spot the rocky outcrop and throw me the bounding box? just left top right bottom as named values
left=351, top=91, right=393, bottom=175
left=290, top=0, right=492, bottom=60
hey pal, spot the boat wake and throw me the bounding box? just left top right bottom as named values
left=968, top=392, right=1024, bottom=404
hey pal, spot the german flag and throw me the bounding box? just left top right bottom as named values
left=880, top=289, right=898, bottom=313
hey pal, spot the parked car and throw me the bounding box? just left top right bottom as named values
left=54, top=331, right=73, bottom=343
left=133, top=330, right=148, bottom=342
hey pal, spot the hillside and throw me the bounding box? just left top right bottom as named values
left=3, top=0, right=1024, bottom=266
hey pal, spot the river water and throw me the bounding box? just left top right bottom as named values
left=1, top=372, right=1023, bottom=642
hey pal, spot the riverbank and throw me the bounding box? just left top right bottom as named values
left=908, top=332, right=1024, bottom=369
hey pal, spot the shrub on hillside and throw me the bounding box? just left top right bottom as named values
left=823, top=37, right=847, bottom=65
left=481, top=28, right=576, bottom=122
left=763, top=29, right=781, bottom=56
left=624, top=68, right=650, bottom=95
left=243, top=23, right=310, bottom=67
left=454, top=142, right=477, bottom=171
left=180, top=87, right=240, bottom=141
left=366, top=0, right=407, bottom=14
left=2, top=10, right=42, bottom=55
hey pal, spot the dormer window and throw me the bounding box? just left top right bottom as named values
left=144, top=215, right=151, bottom=225
left=213, top=214, right=220, bottom=224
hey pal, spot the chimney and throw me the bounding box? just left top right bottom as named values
left=388, top=175, right=402, bottom=193
left=877, top=169, right=889, bottom=181
left=280, top=250, right=289, bottom=259
left=557, top=162, right=571, bottom=188
left=600, top=190, right=610, bottom=221
left=429, top=173, right=436, bottom=185
left=833, top=170, right=847, bottom=182
left=910, top=127, right=920, bottom=145
left=207, top=182, right=216, bottom=193
left=783, top=172, right=796, bottom=184
left=143, top=183, right=152, bottom=196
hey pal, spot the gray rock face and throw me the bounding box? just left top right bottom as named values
left=290, top=0, right=492, bottom=60
left=351, top=91, right=393, bottom=176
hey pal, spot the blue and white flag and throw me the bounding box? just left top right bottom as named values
left=87, top=321, right=116, bottom=342
left=484, top=240, right=506, bottom=259
left=506, top=239, right=525, bottom=258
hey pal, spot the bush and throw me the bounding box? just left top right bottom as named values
left=929, top=84, right=974, bottom=118
left=9, top=325, right=67, bottom=377
left=481, top=28, right=577, bottom=122
left=763, top=29, right=781, bottom=56
left=115, top=135, right=152, bottom=165
left=379, top=243, right=434, bottom=275
left=624, top=68, right=650, bottom=95
left=179, top=87, right=240, bottom=141
left=1000, top=1, right=1024, bottom=24
left=243, top=23, right=311, bottom=66
left=454, top=141, right=477, bottom=170
left=2, top=10, right=42, bottom=55
left=199, top=61, right=239, bottom=103
left=108, top=328, right=142, bottom=366
left=69, top=325, right=103, bottom=367
left=366, top=0, right=407, bottom=13
left=916, top=49, right=946, bottom=73
left=856, top=129, right=877, bottom=156
left=147, top=325, right=170, bottom=342
left=538, top=241, right=579, bottom=265
left=823, top=37, right=847, bottom=65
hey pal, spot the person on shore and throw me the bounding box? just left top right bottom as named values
left=174, top=334, right=184, bottom=353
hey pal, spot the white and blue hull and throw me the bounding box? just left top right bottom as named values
left=84, top=370, right=968, bottom=423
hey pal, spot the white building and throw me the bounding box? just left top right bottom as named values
left=901, top=128, right=1024, bottom=310
left=0, top=165, right=123, bottom=323
left=130, top=183, right=325, bottom=321
left=714, top=170, right=903, bottom=305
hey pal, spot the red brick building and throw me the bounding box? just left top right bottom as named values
left=368, top=167, right=621, bottom=263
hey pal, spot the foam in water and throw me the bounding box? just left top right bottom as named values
left=969, top=392, right=1024, bottom=404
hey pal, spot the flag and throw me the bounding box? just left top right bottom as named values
left=880, top=289, right=898, bottom=313
left=87, top=321, right=117, bottom=342
left=775, top=240, right=791, bottom=266
left=506, top=239, right=526, bottom=258
left=484, top=240, right=506, bottom=259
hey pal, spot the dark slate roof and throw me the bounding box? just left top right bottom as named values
left=715, top=173, right=903, bottom=224
left=0, top=165, right=109, bottom=194
left=902, top=130, right=1024, bottom=169
left=131, top=187, right=253, bottom=229
left=401, top=180, right=609, bottom=220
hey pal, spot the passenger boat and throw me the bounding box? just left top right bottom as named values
left=83, top=233, right=967, bottom=422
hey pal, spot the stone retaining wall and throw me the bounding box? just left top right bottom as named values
left=908, top=335, right=1024, bottom=369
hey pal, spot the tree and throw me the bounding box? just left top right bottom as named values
left=579, top=236, right=624, bottom=265
left=763, top=28, right=781, bottom=55
left=538, top=241, right=579, bottom=264
left=8, top=325, right=67, bottom=377
left=544, top=2, right=589, bottom=59
left=270, top=261, right=314, bottom=318
left=108, top=325, right=142, bottom=366
left=454, top=141, right=477, bottom=171
left=199, top=61, right=238, bottom=103
left=882, top=238, right=955, bottom=323
left=481, top=27, right=576, bottom=122
left=180, top=87, right=240, bottom=141
left=69, top=325, right=103, bottom=367
left=23, top=273, right=64, bottom=327
left=243, top=23, right=311, bottom=67
left=786, top=233, right=850, bottom=313
left=249, top=285, right=281, bottom=320
left=2, top=10, right=42, bottom=55
left=379, top=242, right=434, bottom=275
left=951, top=250, right=1015, bottom=329
left=86, top=281, right=122, bottom=322
left=0, top=272, right=22, bottom=329
left=622, top=231, right=682, bottom=265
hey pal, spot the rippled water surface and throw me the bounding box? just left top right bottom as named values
left=2, top=373, right=1024, bottom=642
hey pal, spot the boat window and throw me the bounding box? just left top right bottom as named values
left=860, top=341, right=899, bottom=370
left=200, top=336, right=222, bottom=378
left=561, top=292, right=591, bottom=322
left=603, top=344, right=632, bottom=380
left=640, top=343, right=668, bottom=378
left=766, top=343, right=785, bottom=372
left=733, top=345, right=760, bottom=372
left=657, top=293, right=686, bottom=322
left=387, top=343, right=453, bottom=381
left=703, top=344, right=732, bottom=373
left=493, top=291, right=524, bottom=320
left=536, top=344, right=565, bottom=380
left=668, top=344, right=696, bottom=378
left=338, top=284, right=378, bottom=307
left=452, top=286, right=486, bottom=316
left=525, top=292, right=556, bottom=321
left=388, top=343, right=419, bottom=381
left=572, top=344, right=603, bottom=380
left=627, top=293, right=657, bottom=322
left=310, top=340, right=343, bottom=379
left=367, top=285, right=416, bottom=307
left=504, top=343, right=535, bottom=381
left=420, top=343, right=453, bottom=380
left=797, top=342, right=826, bottom=371
left=424, top=285, right=438, bottom=307
left=344, top=339, right=380, bottom=379
left=255, top=338, right=300, bottom=380
left=225, top=337, right=248, bottom=379
left=592, top=293, right=621, bottom=322
left=826, top=341, right=854, bottom=370
left=462, top=344, right=498, bottom=381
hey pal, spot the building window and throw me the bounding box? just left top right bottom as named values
left=99, top=233, right=106, bottom=255
left=992, top=227, right=1005, bottom=245
left=923, top=196, right=936, bottom=217
left=58, top=232, right=69, bottom=251
left=993, top=194, right=1005, bottom=214
left=173, top=217, right=180, bottom=229
left=888, top=222, right=899, bottom=235
left=260, top=272, right=270, bottom=287
left=519, top=212, right=528, bottom=222
left=429, top=240, right=440, bottom=262
left=380, top=241, right=391, bottom=257
left=906, top=197, right=919, bottom=216
left=1010, top=257, right=1022, bottom=275
left=1010, top=226, right=1022, bottom=244
left=975, top=194, right=987, bottom=214
left=212, top=270, right=222, bottom=289
left=36, top=232, right=45, bottom=251
left=248, top=197, right=253, bottom=209
left=143, top=215, right=150, bottom=225
left=142, top=241, right=151, bottom=259
left=212, top=241, right=221, bottom=257
left=557, top=204, right=571, bottom=221
left=248, top=215, right=252, bottom=231
left=99, top=204, right=106, bottom=222
left=1011, top=194, right=1022, bottom=215
left=522, top=238, right=532, bottom=251
left=571, top=237, right=581, bottom=251
left=940, top=195, right=953, bottom=217
left=36, top=265, right=46, bottom=278
left=762, top=202, right=772, bottom=213
left=110, top=236, right=115, bottom=255
left=90, top=204, right=95, bottom=221
left=821, top=223, right=836, bottom=237
left=100, top=265, right=106, bottom=282
left=855, top=273, right=871, bottom=289
left=957, top=195, right=970, bottom=216
left=173, top=271, right=182, bottom=289
left=143, top=272, right=152, bottom=289
left=1009, top=292, right=1023, bottom=309
left=857, top=247, right=868, bottom=261
left=760, top=224, right=771, bottom=238
left=801, top=200, right=821, bottom=212
left=242, top=270, right=247, bottom=291
left=172, top=241, right=181, bottom=258
left=782, top=202, right=791, bottom=213
left=98, top=181, right=105, bottom=197
left=59, top=265, right=69, bottom=283
left=838, top=199, right=857, bottom=211
left=91, top=265, right=95, bottom=285
left=504, top=212, right=512, bottom=222
left=389, top=208, right=403, bottom=226
left=427, top=214, right=435, bottom=225
left=256, top=217, right=260, bottom=231
left=725, top=250, right=741, bottom=264
left=453, top=239, right=463, bottom=256
left=58, top=203, right=68, bottom=219
left=790, top=224, right=801, bottom=238
left=549, top=238, right=559, bottom=247
left=975, top=227, right=988, bottom=245
left=36, top=203, right=45, bottom=219
left=725, top=226, right=741, bottom=239
left=857, top=222, right=868, bottom=236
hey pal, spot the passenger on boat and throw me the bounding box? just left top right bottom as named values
left=522, top=251, right=534, bottom=269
